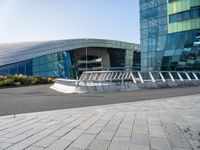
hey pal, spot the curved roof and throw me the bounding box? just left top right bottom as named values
left=0, top=38, right=139, bottom=66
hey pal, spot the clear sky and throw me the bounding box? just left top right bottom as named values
left=0, top=0, right=140, bottom=44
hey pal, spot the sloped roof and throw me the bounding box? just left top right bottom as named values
left=0, top=38, right=139, bottom=66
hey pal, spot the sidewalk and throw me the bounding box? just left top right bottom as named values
left=0, top=94, right=200, bottom=150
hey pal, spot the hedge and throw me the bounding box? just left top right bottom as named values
left=0, top=75, right=55, bottom=87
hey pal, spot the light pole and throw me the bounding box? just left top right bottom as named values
left=85, top=39, right=88, bottom=72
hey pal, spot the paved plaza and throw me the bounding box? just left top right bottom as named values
left=0, top=94, right=200, bottom=150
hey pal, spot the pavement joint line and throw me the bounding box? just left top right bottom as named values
left=166, top=122, right=194, bottom=149
left=63, top=113, right=105, bottom=149
left=0, top=117, right=39, bottom=132
left=85, top=113, right=115, bottom=149
left=160, top=121, right=175, bottom=150
left=128, top=113, right=137, bottom=150
left=68, top=113, right=110, bottom=149
left=46, top=113, right=96, bottom=149
left=3, top=121, right=60, bottom=150
left=104, top=113, right=125, bottom=150
left=0, top=115, right=58, bottom=137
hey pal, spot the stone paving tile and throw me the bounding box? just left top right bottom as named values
left=0, top=118, right=34, bottom=132
left=150, top=137, right=172, bottom=150
left=148, top=125, right=167, bottom=138
left=115, top=128, right=132, bottom=137
left=58, top=129, right=85, bottom=141
left=5, top=121, right=61, bottom=150
left=88, top=139, right=110, bottom=150
left=65, top=147, right=81, bottom=150
left=131, top=133, right=149, bottom=146
left=46, top=139, right=72, bottom=150
left=3, top=125, right=37, bottom=138
left=50, top=115, right=83, bottom=137
left=162, top=123, right=193, bottom=149
left=0, top=142, right=13, bottom=150
left=68, top=133, right=96, bottom=149
left=112, top=136, right=130, bottom=142
left=0, top=94, right=200, bottom=150
left=134, top=119, right=148, bottom=127
left=25, top=146, right=45, bottom=150
left=50, top=126, right=73, bottom=137
left=33, top=136, right=58, bottom=148
left=4, top=121, right=57, bottom=144
left=132, top=126, right=148, bottom=134
left=0, top=137, right=7, bottom=143
left=96, top=131, right=115, bottom=141
left=77, top=114, right=103, bottom=130
left=129, top=144, right=150, bottom=150
left=85, top=126, right=103, bottom=135
left=147, top=118, right=161, bottom=125
left=0, top=132, right=7, bottom=137
left=108, top=141, right=130, bottom=150
left=102, top=113, right=124, bottom=132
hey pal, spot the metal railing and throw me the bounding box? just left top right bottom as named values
left=51, top=70, right=200, bottom=93
left=79, top=71, right=200, bottom=84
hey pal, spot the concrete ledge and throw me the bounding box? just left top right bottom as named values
left=51, top=79, right=200, bottom=94
left=155, top=82, right=168, bottom=88
left=167, top=81, right=178, bottom=88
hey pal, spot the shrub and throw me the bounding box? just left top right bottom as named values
left=0, top=76, right=6, bottom=82
left=13, top=75, right=31, bottom=85
left=0, top=75, right=55, bottom=87
left=0, top=79, right=15, bottom=86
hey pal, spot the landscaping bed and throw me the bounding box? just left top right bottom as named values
left=0, top=75, right=55, bottom=87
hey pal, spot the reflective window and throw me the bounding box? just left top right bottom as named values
left=155, top=51, right=164, bottom=66
left=148, top=37, right=157, bottom=51
left=159, top=25, right=167, bottom=35
left=158, top=5, right=167, bottom=17
left=157, top=35, right=167, bottom=51
left=164, top=50, right=175, bottom=56
left=169, top=8, right=200, bottom=23
left=174, top=49, right=183, bottom=55
left=158, top=17, right=167, bottom=25
left=158, top=0, right=166, bottom=5
left=149, top=7, right=158, bottom=19
left=149, top=0, right=158, bottom=8
left=18, top=63, right=26, bottom=74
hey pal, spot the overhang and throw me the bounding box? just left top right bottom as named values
left=0, top=39, right=139, bottom=66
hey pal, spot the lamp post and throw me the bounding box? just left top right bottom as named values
left=85, top=39, right=88, bottom=72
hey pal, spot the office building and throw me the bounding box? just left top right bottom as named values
left=0, top=39, right=140, bottom=78
left=140, top=0, right=200, bottom=71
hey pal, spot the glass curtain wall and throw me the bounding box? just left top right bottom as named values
left=0, top=51, right=74, bottom=78
left=140, top=0, right=168, bottom=71
left=140, top=0, right=200, bottom=71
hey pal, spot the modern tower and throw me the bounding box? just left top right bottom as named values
left=140, top=0, right=200, bottom=71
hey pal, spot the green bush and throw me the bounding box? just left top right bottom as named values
left=0, top=75, right=55, bottom=87
left=0, top=79, right=15, bottom=86
left=13, top=75, right=31, bottom=85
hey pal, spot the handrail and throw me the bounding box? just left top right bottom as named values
left=52, top=70, right=200, bottom=94
left=55, top=71, right=200, bottom=83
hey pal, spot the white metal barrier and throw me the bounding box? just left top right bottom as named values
left=50, top=71, right=200, bottom=94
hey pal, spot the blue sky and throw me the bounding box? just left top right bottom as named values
left=0, top=0, right=140, bottom=44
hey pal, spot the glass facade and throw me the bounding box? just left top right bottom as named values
left=32, top=51, right=74, bottom=78
left=0, top=39, right=139, bottom=78
left=0, top=47, right=137, bottom=78
left=140, top=0, right=200, bottom=71
left=109, top=49, right=126, bottom=67
left=0, top=51, right=74, bottom=78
